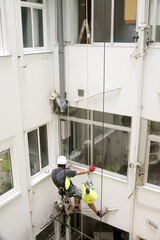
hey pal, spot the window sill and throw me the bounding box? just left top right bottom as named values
left=149, top=43, right=160, bottom=49
left=70, top=161, right=128, bottom=184
left=142, top=184, right=160, bottom=193
left=24, top=50, right=53, bottom=55
left=0, top=189, right=21, bottom=209
left=0, top=54, right=12, bottom=58
left=66, top=43, right=135, bottom=48
left=31, top=168, right=52, bottom=187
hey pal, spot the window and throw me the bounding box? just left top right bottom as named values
left=146, top=121, right=160, bottom=186
left=60, top=107, right=131, bottom=177
left=94, top=0, right=137, bottom=43
left=62, top=0, right=91, bottom=44
left=21, top=0, right=46, bottom=49
left=27, top=124, right=49, bottom=176
left=62, top=0, right=137, bottom=44
left=93, top=125, right=129, bottom=175
left=0, top=149, right=14, bottom=196
left=149, top=0, right=160, bottom=42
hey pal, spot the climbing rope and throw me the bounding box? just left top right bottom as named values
left=99, top=0, right=107, bottom=238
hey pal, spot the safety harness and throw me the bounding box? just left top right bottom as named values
left=53, top=169, right=73, bottom=197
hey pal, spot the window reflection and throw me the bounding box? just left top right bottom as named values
left=93, top=110, right=131, bottom=127
left=69, top=122, right=91, bottom=165
left=27, top=124, right=49, bottom=176
left=69, top=107, right=90, bottom=120
left=93, top=126, right=129, bottom=176
left=39, top=125, right=49, bottom=168
left=0, top=149, right=13, bottom=196
left=114, top=0, right=136, bottom=43
left=33, top=9, right=44, bottom=47
left=21, top=7, right=33, bottom=48
left=94, top=0, right=111, bottom=42
left=61, top=108, right=131, bottom=177
left=149, top=121, right=160, bottom=135
left=149, top=0, right=160, bottom=42
left=148, top=141, right=160, bottom=186
left=28, top=129, right=40, bottom=176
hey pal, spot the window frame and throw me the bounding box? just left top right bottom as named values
left=21, top=0, right=47, bottom=52
left=27, top=123, right=50, bottom=179
left=59, top=110, right=131, bottom=180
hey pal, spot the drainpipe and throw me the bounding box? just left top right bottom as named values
left=56, top=0, right=68, bottom=113
left=129, top=23, right=149, bottom=240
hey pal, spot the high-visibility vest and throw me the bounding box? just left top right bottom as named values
left=65, top=177, right=71, bottom=190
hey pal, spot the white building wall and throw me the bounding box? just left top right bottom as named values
left=0, top=0, right=59, bottom=239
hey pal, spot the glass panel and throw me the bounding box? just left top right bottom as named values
left=39, top=125, right=49, bottom=168
left=21, top=0, right=43, bottom=3
left=149, top=0, right=160, bottom=42
left=114, top=0, right=136, bottom=42
left=28, top=129, right=40, bottom=176
left=69, top=107, right=90, bottom=120
left=149, top=0, right=155, bottom=42
left=0, top=10, right=3, bottom=52
left=93, top=125, right=129, bottom=176
left=68, top=122, right=91, bottom=165
left=33, top=8, right=44, bottom=47
left=155, top=1, right=160, bottom=41
left=148, top=141, right=160, bottom=186
left=150, top=121, right=160, bottom=135
left=93, top=110, right=131, bottom=127
left=21, top=7, right=33, bottom=48
left=94, top=0, right=111, bottom=42
left=78, top=0, right=91, bottom=44
left=0, top=149, right=14, bottom=196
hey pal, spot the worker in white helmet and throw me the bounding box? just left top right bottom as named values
left=52, top=155, right=108, bottom=217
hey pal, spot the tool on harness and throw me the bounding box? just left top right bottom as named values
left=82, top=179, right=97, bottom=204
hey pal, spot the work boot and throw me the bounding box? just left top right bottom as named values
left=72, top=205, right=81, bottom=213
left=97, top=207, right=108, bottom=217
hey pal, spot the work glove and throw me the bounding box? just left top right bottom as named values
left=89, top=166, right=95, bottom=172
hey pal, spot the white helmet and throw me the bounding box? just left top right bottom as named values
left=57, top=155, right=67, bottom=165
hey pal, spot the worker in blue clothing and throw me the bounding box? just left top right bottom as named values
left=52, top=155, right=108, bottom=217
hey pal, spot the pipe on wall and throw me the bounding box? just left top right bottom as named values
left=56, top=0, right=68, bottom=113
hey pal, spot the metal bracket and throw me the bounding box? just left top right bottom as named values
left=128, top=162, right=142, bottom=168
left=128, top=162, right=144, bottom=176
left=128, top=161, right=145, bottom=187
